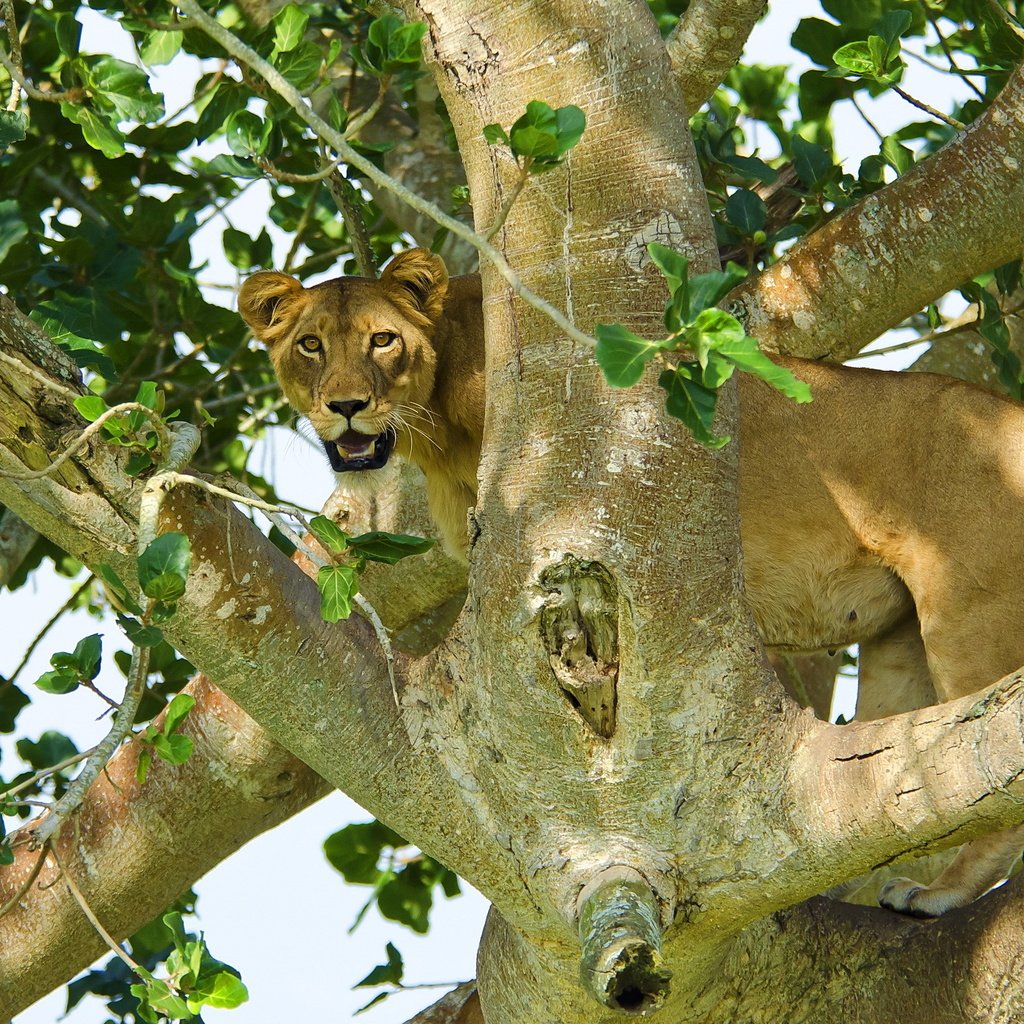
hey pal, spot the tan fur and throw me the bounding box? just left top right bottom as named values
left=243, top=249, right=1024, bottom=917
left=239, top=250, right=484, bottom=555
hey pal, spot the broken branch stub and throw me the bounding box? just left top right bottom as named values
left=577, top=866, right=672, bottom=1015
left=540, top=555, right=619, bottom=737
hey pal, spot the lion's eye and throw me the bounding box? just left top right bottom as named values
left=370, top=331, right=398, bottom=349
left=297, top=335, right=321, bottom=354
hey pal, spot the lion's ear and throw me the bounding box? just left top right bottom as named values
left=381, top=249, right=449, bottom=326
left=239, top=271, right=305, bottom=345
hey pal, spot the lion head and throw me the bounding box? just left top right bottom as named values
left=238, top=248, right=451, bottom=474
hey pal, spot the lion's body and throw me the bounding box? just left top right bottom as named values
left=241, top=248, right=1024, bottom=918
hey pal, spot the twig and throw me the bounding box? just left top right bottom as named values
left=0, top=46, right=84, bottom=103
left=344, top=78, right=389, bottom=140
left=891, top=83, right=966, bottom=130
left=918, top=3, right=986, bottom=99
left=325, top=163, right=377, bottom=278
left=51, top=843, right=144, bottom=975
left=1, top=0, right=22, bottom=111
left=174, top=0, right=598, bottom=350
left=483, top=160, right=531, bottom=241
left=0, top=402, right=173, bottom=482
left=2, top=748, right=95, bottom=800
left=850, top=94, right=884, bottom=143
left=4, top=574, right=95, bottom=687
left=0, top=843, right=49, bottom=920
left=256, top=154, right=343, bottom=184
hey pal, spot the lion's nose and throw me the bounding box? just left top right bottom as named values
left=327, top=398, right=370, bottom=419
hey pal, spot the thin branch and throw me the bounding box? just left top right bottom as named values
left=0, top=400, right=172, bottom=483
left=174, top=0, right=597, bottom=350
left=4, top=573, right=95, bottom=687
left=0, top=46, right=83, bottom=103
left=0, top=843, right=49, bottom=920
left=919, top=3, right=986, bottom=99
left=325, top=158, right=377, bottom=278
left=2, top=748, right=94, bottom=801
left=256, top=154, right=343, bottom=184
left=483, top=160, right=531, bottom=241
left=51, top=843, right=144, bottom=975
left=891, top=83, right=966, bottom=129
left=1, top=0, right=22, bottom=111
left=665, top=0, right=769, bottom=113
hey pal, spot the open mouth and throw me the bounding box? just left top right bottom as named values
left=323, top=428, right=396, bottom=472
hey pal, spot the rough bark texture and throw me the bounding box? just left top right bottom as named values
left=3, top=4, right=1024, bottom=1023
left=665, top=0, right=768, bottom=113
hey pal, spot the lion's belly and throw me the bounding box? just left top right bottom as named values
left=742, top=531, right=915, bottom=654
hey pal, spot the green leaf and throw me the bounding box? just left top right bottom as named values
left=324, top=819, right=406, bottom=884
left=55, top=13, right=83, bottom=57
left=724, top=188, right=767, bottom=235
left=309, top=515, right=350, bottom=554
left=16, top=731, right=78, bottom=770
left=881, top=135, right=914, bottom=175
left=358, top=15, right=427, bottom=75
left=60, top=102, right=125, bottom=158
left=163, top=694, right=196, bottom=735
left=647, top=243, right=689, bottom=305
left=34, top=670, right=80, bottom=695
left=153, top=732, right=194, bottom=765
left=995, top=259, right=1022, bottom=297
left=73, top=395, right=109, bottom=423
left=684, top=309, right=746, bottom=369
left=0, top=198, right=28, bottom=264
left=192, top=969, right=249, bottom=1009
left=318, top=564, right=359, bottom=623
left=274, top=40, right=324, bottom=89
left=84, top=57, right=164, bottom=123
left=483, top=123, right=511, bottom=147
left=0, top=110, right=27, bottom=152
left=792, top=135, right=833, bottom=189
left=874, top=9, right=912, bottom=48
left=99, top=563, right=144, bottom=615
left=131, top=978, right=190, bottom=1020
left=658, top=366, right=728, bottom=448
left=832, top=40, right=876, bottom=76
left=138, top=533, right=191, bottom=602
left=0, top=843, right=13, bottom=867
left=70, top=633, right=102, bottom=679
left=714, top=336, right=813, bottom=403
left=136, top=746, right=153, bottom=784
left=273, top=4, right=309, bottom=52
left=346, top=531, right=435, bottom=565
left=688, top=264, right=746, bottom=318
left=225, top=110, right=272, bottom=158
left=355, top=942, right=404, bottom=988
left=140, top=30, right=183, bottom=66
left=595, top=323, right=664, bottom=388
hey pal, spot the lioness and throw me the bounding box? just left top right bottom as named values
left=240, top=247, right=1024, bottom=918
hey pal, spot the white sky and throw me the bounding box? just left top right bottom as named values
left=3, top=3, right=972, bottom=1022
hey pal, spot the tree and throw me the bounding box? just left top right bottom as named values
left=1, top=1, right=1024, bottom=1022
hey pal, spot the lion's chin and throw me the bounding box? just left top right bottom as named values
left=323, top=428, right=396, bottom=472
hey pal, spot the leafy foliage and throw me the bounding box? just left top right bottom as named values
left=309, top=515, right=433, bottom=622
left=597, top=243, right=811, bottom=446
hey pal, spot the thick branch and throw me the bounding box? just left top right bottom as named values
left=665, top=0, right=767, bottom=113
left=0, top=508, right=36, bottom=586
left=0, top=296, right=516, bottom=903
left=789, top=671, right=1024, bottom=887
left=731, top=61, right=1024, bottom=359
left=0, top=675, right=328, bottom=1015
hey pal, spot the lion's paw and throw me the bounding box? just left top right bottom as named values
left=877, top=877, right=958, bottom=918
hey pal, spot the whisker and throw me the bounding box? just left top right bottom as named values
left=390, top=411, right=443, bottom=452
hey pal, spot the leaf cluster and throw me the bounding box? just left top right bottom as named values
left=596, top=244, right=811, bottom=446
left=308, top=516, right=433, bottom=623
left=323, top=819, right=461, bottom=935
